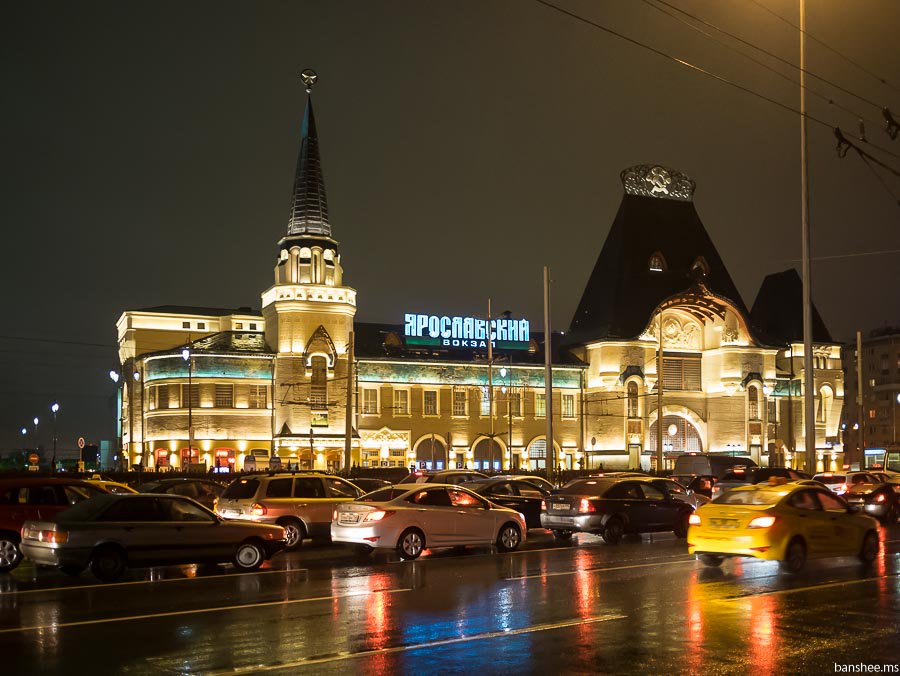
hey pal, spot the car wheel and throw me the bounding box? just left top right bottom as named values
left=698, top=554, right=724, bottom=568
left=674, top=514, right=690, bottom=539
left=60, top=565, right=84, bottom=577
left=496, top=523, right=522, bottom=552
left=234, top=541, right=265, bottom=571
left=278, top=518, right=305, bottom=551
left=397, top=528, right=425, bottom=560
left=90, top=545, right=127, bottom=582
left=552, top=530, right=573, bottom=541
left=779, top=537, right=807, bottom=574
left=859, top=530, right=879, bottom=565
left=601, top=517, right=624, bottom=545
left=0, top=537, right=22, bottom=573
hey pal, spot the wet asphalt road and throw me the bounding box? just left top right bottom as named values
left=2, top=526, right=900, bottom=675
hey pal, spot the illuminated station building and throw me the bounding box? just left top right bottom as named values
left=115, top=87, right=844, bottom=473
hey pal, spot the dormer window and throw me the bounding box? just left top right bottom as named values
left=648, top=252, right=667, bottom=272
left=692, top=256, right=710, bottom=277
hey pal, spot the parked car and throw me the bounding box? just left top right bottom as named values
left=20, top=494, right=285, bottom=581
left=397, top=470, right=488, bottom=485
left=674, top=453, right=758, bottom=479
left=85, top=478, right=137, bottom=495
left=712, top=467, right=810, bottom=498
left=812, top=471, right=882, bottom=496
left=0, top=478, right=110, bottom=572
left=349, top=478, right=392, bottom=494
left=689, top=481, right=879, bottom=573
left=215, top=473, right=363, bottom=549
left=462, top=478, right=550, bottom=529
left=540, top=477, right=695, bottom=543
left=491, top=475, right=556, bottom=493
left=843, top=482, right=900, bottom=524
left=331, top=484, right=526, bottom=560
left=136, top=478, right=226, bottom=510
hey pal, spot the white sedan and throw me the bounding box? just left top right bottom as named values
left=331, top=484, right=527, bottom=560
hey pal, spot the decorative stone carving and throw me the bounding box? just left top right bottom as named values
left=722, top=327, right=740, bottom=344
left=620, top=164, right=695, bottom=201
left=644, top=317, right=702, bottom=350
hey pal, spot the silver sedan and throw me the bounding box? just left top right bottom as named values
left=21, top=494, right=286, bottom=581
left=331, top=484, right=527, bottom=560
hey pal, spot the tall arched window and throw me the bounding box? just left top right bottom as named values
left=817, top=385, right=833, bottom=424
left=648, top=251, right=667, bottom=272
left=310, top=356, right=327, bottom=409
left=627, top=381, right=639, bottom=418
left=748, top=384, right=760, bottom=420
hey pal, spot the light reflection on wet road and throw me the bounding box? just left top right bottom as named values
left=2, top=527, right=899, bottom=674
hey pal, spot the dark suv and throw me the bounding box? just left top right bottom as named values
left=0, top=478, right=109, bottom=572
left=397, top=470, right=488, bottom=485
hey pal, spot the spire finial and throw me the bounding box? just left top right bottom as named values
left=301, top=68, right=318, bottom=94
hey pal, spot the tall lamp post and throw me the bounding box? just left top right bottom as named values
left=50, top=402, right=59, bottom=473
left=110, top=370, right=123, bottom=469
left=32, top=417, right=39, bottom=457
left=182, top=348, right=193, bottom=469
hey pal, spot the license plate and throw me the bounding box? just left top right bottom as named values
left=553, top=503, right=569, bottom=510
left=224, top=510, right=241, bottom=518
left=710, top=518, right=739, bottom=529
left=339, top=513, right=360, bottom=524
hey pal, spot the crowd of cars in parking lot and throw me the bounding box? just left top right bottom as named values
left=1, top=460, right=898, bottom=582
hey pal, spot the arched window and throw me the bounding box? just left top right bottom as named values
left=627, top=381, right=639, bottom=418
left=748, top=384, right=760, bottom=420
left=817, top=385, right=833, bottom=424
left=310, top=356, right=327, bottom=409
left=648, top=251, right=667, bottom=272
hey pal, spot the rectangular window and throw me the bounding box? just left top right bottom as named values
left=362, top=388, right=379, bottom=415
left=249, top=323, right=257, bottom=331
left=480, top=387, right=491, bottom=416
left=562, top=393, right=575, bottom=418
left=181, top=384, right=199, bottom=409
left=248, top=385, right=267, bottom=409
left=535, top=392, right=546, bottom=417
left=236, top=322, right=243, bottom=330
left=660, top=355, right=702, bottom=391
left=157, top=385, right=169, bottom=409
left=452, top=387, right=467, bottom=416
left=508, top=388, right=522, bottom=417
left=214, top=384, right=234, bottom=408
left=197, top=322, right=206, bottom=330
left=767, top=399, right=777, bottom=422
left=310, top=357, right=327, bottom=409
left=424, top=390, right=438, bottom=416
left=394, top=389, right=409, bottom=416
left=182, top=321, right=190, bottom=329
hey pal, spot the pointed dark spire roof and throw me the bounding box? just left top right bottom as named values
left=287, top=96, right=331, bottom=237
left=751, top=269, right=833, bottom=344
left=567, top=164, right=749, bottom=343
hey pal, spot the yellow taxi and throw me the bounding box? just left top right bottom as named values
left=84, top=478, right=137, bottom=495
left=687, top=479, right=880, bottom=573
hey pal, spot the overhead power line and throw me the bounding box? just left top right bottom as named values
left=650, top=0, right=887, bottom=112
left=745, top=0, right=900, bottom=95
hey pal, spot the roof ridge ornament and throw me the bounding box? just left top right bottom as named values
left=301, top=68, right=318, bottom=93
left=621, top=164, right=695, bottom=201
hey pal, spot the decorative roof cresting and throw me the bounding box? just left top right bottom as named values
left=620, top=164, right=695, bottom=202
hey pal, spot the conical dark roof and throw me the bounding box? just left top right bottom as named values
left=287, top=97, right=330, bottom=237
left=567, top=164, right=749, bottom=343
left=751, top=269, right=833, bottom=344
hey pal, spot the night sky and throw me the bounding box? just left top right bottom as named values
left=3, top=0, right=899, bottom=454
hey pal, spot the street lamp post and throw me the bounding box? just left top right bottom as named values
left=32, top=417, right=39, bottom=458
left=50, top=402, right=59, bottom=473
left=182, top=348, right=193, bottom=469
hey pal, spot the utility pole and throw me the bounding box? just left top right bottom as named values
left=799, top=0, right=817, bottom=475
left=543, top=266, right=555, bottom=478
left=344, top=331, right=354, bottom=471
left=657, top=309, right=664, bottom=474
left=857, top=330, right=865, bottom=469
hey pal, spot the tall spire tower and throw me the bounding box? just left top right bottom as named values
left=261, top=71, right=357, bottom=466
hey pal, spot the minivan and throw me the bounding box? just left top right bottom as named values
left=673, top=453, right=758, bottom=479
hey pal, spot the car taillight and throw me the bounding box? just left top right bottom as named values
left=747, top=515, right=777, bottom=529
left=875, top=493, right=886, bottom=503
left=541, top=499, right=546, bottom=511
left=363, top=510, right=394, bottom=522
left=333, top=509, right=338, bottom=521
left=688, top=513, right=701, bottom=526
left=35, top=530, right=68, bottom=544
left=579, top=498, right=596, bottom=513
left=837, top=484, right=848, bottom=494
left=250, top=503, right=267, bottom=516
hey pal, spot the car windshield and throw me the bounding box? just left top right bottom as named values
left=358, top=488, right=409, bottom=502
left=57, top=495, right=117, bottom=522
left=221, top=479, right=260, bottom=500
left=713, top=489, right=786, bottom=506
left=559, top=479, right=616, bottom=495
left=814, top=475, right=846, bottom=485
